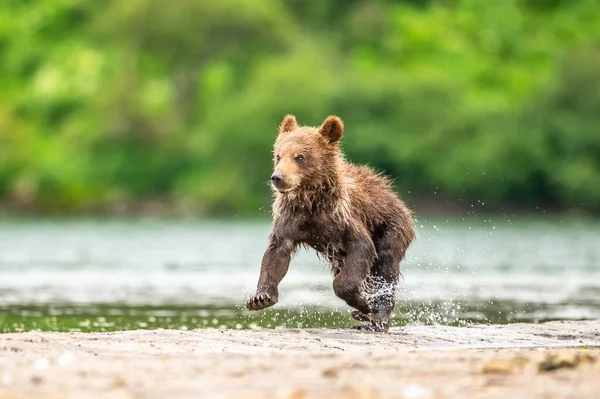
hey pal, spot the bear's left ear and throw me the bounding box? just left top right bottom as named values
left=279, top=114, right=297, bottom=134
left=318, top=116, right=344, bottom=144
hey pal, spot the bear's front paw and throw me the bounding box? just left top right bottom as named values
left=246, top=293, right=277, bottom=311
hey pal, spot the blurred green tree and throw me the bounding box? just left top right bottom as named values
left=0, top=0, right=599, bottom=215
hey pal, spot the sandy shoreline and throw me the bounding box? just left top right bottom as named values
left=1, top=321, right=599, bottom=399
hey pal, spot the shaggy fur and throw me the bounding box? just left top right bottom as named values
left=246, top=115, right=415, bottom=332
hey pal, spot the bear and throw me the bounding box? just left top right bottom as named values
left=246, top=114, right=415, bottom=332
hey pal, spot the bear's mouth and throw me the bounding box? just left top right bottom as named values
left=271, top=178, right=292, bottom=193
left=274, top=186, right=292, bottom=194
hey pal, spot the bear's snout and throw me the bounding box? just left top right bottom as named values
left=271, top=173, right=285, bottom=189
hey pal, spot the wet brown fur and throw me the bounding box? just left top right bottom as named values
left=247, top=115, right=415, bottom=332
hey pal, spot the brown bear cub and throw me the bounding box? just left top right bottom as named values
left=246, top=115, right=415, bottom=332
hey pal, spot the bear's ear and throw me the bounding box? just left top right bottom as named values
left=318, top=115, right=344, bottom=144
left=279, top=114, right=297, bottom=134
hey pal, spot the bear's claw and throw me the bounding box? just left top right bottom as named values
left=246, top=293, right=276, bottom=311
left=352, top=321, right=389, bottom=333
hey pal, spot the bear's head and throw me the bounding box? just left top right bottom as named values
left=270, top=115, right=344, bottom=194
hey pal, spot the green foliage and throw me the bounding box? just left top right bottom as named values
left=1, top=0, right=599, bottom=215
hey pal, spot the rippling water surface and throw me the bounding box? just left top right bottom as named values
left=1, top=217, right=599, bottom=332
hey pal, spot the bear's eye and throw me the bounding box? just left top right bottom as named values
left=296, top=155, right=305, bottom=164
left=276, top=155, right=281, bottom=163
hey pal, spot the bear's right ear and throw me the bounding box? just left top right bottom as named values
left=318, top=115, right=344, bottom=144
left=279, top=115, right=297, bottom=134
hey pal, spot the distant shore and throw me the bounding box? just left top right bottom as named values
left=1, top=194, right=597, bottom=220
left=1, top=321, right=598, bottom=399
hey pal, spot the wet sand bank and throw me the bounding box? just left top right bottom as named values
left=1, top=321, right=599, bottom=399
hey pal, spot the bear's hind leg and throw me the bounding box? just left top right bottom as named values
left=360, top=228, right=405, bottom=332
left=332, top=236, right=374, bottom=316
left=333, top=269, right=371, bottom=316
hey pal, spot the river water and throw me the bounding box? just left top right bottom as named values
left=0, top=216, right=599, bottom=332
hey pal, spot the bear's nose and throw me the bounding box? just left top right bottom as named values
left=271, top=173, right=285, bottom=187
